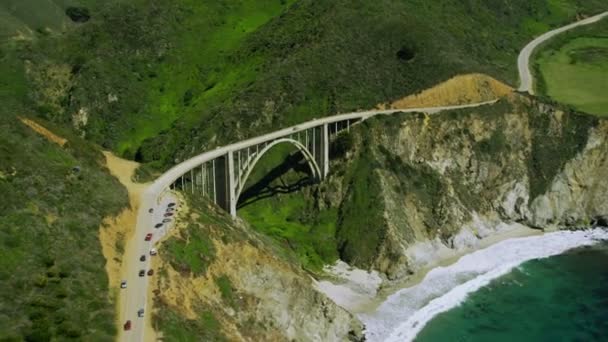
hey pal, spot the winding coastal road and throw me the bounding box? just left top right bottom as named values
left=120, top=12, right=608, bottom=342
left=517, top=11, right=608, bottom=94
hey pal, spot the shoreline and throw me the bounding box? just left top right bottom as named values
left=316, top=224, right=543, bottom=314
left=361, top=227, right=608, bottom=342
left=365, top=224, right=543, bottom=313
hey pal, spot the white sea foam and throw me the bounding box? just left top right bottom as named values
left=359, top=228, right=608, bottom=342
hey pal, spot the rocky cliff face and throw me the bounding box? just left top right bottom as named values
left=152, top=197, right=364, bottom=341
left=330, top=94, right=607, bottom=279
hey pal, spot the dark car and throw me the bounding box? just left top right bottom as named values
left=163, top=212, right=173, bottom=217
left=166, top=207, right=175, bottom=212
left=148, top=208, right=153, bottom=213
left=124, top=320, right=132, bottom=331
left=162, top=218, right=172, bottom=223
left=167, top=202, right=176, bottom=207
left=145, top=233, right=153, bottom=241
left=147, top=269, right=154, bottom=276
left=140, top=255, right=146, bottom=262
left=154, top=223, right=163, bottom=228
left=138, top=270, right=145, bottom=277
left=137, top=309, right=144, bottom=318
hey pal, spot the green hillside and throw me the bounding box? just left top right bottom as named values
left=0, top=113, right=128, bottom=340
left=8, top=0, right=605, bottom=173
left=1, top=14, right=128, bottom=338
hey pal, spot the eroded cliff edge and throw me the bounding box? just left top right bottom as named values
left=328, top=94, right=607, bottom=279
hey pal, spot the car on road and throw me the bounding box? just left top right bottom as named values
left=154, top=223, right=163, bottom=228
left=120, top=280, right=127, bottom=289
left=162, top=218, right=171, bottom=223
left=150, top=248, right=157, bottom=256
left=124, top=320, right=131, bottom=331
left=166, top=207, right=175, bottom=212
left=147, top=269, right=154, bottom=276
left=164, top=212, right=173, bottom=217
left=140, top=255, right=146, bottom=262
left=148, top=208, right=154, bottom=213
left=139, top=270, right=145, bottom=277
left=137, top=309, right=144, bottom=318
left=168, top=202, right=176, bottom=207
left=145, top=233, right=153, bottom=241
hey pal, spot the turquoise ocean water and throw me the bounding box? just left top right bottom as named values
left=416, top=243, right=608, bottom=342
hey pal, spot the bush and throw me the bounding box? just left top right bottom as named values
left=65, top=7, right=91, bottom=23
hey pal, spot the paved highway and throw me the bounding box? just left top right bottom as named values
left=517, top=11, right=608, bottom=94
left=119, top=192, right=177, bottom=342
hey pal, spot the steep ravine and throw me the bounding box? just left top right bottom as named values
left=329, top=94, right=607, bottom=279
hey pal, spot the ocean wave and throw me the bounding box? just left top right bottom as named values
left=359, top=228, right=608, bottom=342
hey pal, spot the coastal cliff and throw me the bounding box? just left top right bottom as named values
left=329, top=94, right=607, bottom=279
left=151, top=94, right=607, bottom=339
left=151, top=197, right=364, bottom=341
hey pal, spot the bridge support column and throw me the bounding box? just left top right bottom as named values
left=227, top=151, right=237, bottom=218
left=322, top=123, right=329, bottom=179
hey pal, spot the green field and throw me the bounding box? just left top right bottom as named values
left=534, top=19, right=608, bottom=116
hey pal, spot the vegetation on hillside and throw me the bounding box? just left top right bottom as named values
left=533, top=17, right=608, bottom=116
left=3, top=0, right=604, bottom=173
left=0, top=113, right=128, bottom=340
left=238, top=144, right=339, bottom=271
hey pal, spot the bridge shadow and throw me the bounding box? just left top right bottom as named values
left=237, top=153, right=314, bottom=210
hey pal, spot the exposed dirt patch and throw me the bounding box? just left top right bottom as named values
left=383, top=73, right=513, bottom=109
left=18, top=117, right=67, bottom=146
left=99, top=153, right=146, bottom=284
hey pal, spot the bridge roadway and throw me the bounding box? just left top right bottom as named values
left=122, top=12, right=608, bottom=341
left=517, top=11, right=608, bottom=94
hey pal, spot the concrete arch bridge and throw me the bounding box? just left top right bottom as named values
left=147, top=101, right=495, bottom=218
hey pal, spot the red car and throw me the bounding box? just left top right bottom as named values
left=124, top=320, right=131, bottom=331
left=164, top=212, right=173, bottom=217
left=145, top=233, right=153, bottom=241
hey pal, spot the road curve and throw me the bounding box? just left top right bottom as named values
left=517, top=11, right=608, bottom=94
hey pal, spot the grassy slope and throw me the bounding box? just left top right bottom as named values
left=238, top=144, right=339, bottom=271
left=534, top=18, right=608, bottom=116
left=7, top=0, right=604, bottom=169
left=12, top=0, right=295, bottom=158
left=1, top=26, right=128, bottom=340
left=136, top=0, right=607, bottom=169
left=0, top=118, right=128, bottom=340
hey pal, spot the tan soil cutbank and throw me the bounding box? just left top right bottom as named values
left=100, top=152, right=146, bottom=289
left=381, top=73, right=513, bottom=109
left=18, top=117, right=67, bottom=147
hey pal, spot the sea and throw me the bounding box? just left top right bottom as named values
left=359, top=228, right=608, bottom=342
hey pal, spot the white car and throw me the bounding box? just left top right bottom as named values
left=120, top=280, right=127, bottom=289
left=150, top=248, right=157, bottom=256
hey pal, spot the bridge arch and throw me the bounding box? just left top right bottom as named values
left=235, top=138, right=322, bottom=204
